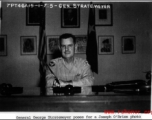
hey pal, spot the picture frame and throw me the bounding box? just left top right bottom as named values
left=61, top=7, right=80, bottom=28
left=46, top=36, right=59, bottom=55
left=98, top=35, right=114, bottom=55
left=20, top=36, right=37, bottom=55
left=122, top=36, right=136, bottom=54
left=0, top=35, right=7, bottom=56
left=26, top=3, right=41, bottom=26
left=95, top=4, right=112, bottom=26
left=75, top=35, right=87, bottom=54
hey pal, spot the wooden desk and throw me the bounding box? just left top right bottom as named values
left=0, top=93, right=150, bottom=112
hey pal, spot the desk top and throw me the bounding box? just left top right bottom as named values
left=0, top=94, right=150, bottom=112
left=0, top=85, right=150, bottom=112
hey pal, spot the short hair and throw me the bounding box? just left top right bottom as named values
left=59, top=33, right=76, bottom=46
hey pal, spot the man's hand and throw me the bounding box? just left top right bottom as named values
left=53, top=79, right=73, bottom=87
left=53, top=78, right=60, bottom=87
left=60, top=80, right=73, bottom=87
left=73, top=74, right=81, bottom=81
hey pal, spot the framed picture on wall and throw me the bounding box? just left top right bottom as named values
left=95, top=4, right=112, bottom=26
left=26, top=3, right=41, bottom=26
left=98, top=35, right=114, bottom=55
left=61, top=7, right=80, bottom=28
left=122, top=36, right=136, bottom=54
left=46, top=36, right=59, bottom=54
left=20, top=36, right=37, bottom=55
left=0, top=35, right=7, bottom=56
left=75, top=35, right=87, bottom=54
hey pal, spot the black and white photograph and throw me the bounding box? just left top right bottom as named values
left=20, top=36, right=37, bottom=55
left=26, top=3, right=41, bottom=26
left=98, top=35, right=114, bottom=55
left=95, top=4, right=112, bottom=26
left=61, top=7, right=80, bottom=28
left=122, top=36, right=136, bottom=54
left=0, top=1, right=151, bottom=119
left=46, top=36, right=59, bottom=54
left=75, top=35, right=87, bottom=53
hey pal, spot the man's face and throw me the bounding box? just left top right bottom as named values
left=60, top=37, right=75, bottom=59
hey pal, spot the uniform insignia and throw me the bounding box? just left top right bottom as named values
left=49, top=61, right=55, bottom=67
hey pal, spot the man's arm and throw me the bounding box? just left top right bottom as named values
left=72, top=61, right=94, bottom=87
left=45, top=66, right=56, bottom=87
left=46, top=64, right=72, bottom=87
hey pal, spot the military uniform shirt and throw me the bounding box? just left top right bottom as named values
left=46, top=57, right=94, bottom=87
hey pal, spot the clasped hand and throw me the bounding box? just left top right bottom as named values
left=53, top=79, right=72, bottom=87
left=53, top=74, right=81, bottom=87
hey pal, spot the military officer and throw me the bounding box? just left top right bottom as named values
left=45, top=33, right=94, bottom=95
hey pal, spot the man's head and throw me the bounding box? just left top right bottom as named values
left=59, top=33, right=76, bottom=60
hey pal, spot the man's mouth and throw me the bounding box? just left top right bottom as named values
left=65, top=51, right=70, bottom=54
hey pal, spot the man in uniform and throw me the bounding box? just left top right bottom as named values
left=45, top=33, right=94, bottom=95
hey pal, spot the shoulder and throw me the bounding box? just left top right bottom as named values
left=48, top=57, right=63, bottom=67
left=74, top=57, right=90, bottom=67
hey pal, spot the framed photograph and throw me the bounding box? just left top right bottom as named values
left=20, top=36, right=37, bottom=55
left=0, top=35, right=7, bottom=56
left=46, top=36, right=59, bottom=54
left=98, top=36, right=114, bottom=55
left=122, top=36, right=136, bottom=54
left=61, top=7, right=80, bottom=28
left=75, top=35, right=87, bottom=54
left=95, top=4, right=112, bottom=26
left=26, top=3, right=41, bottom=26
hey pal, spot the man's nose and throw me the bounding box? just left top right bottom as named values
left=65, top=46, right=69, bottom=51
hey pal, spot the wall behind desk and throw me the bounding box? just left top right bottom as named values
left=0, top=2, right=151, bottom=87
